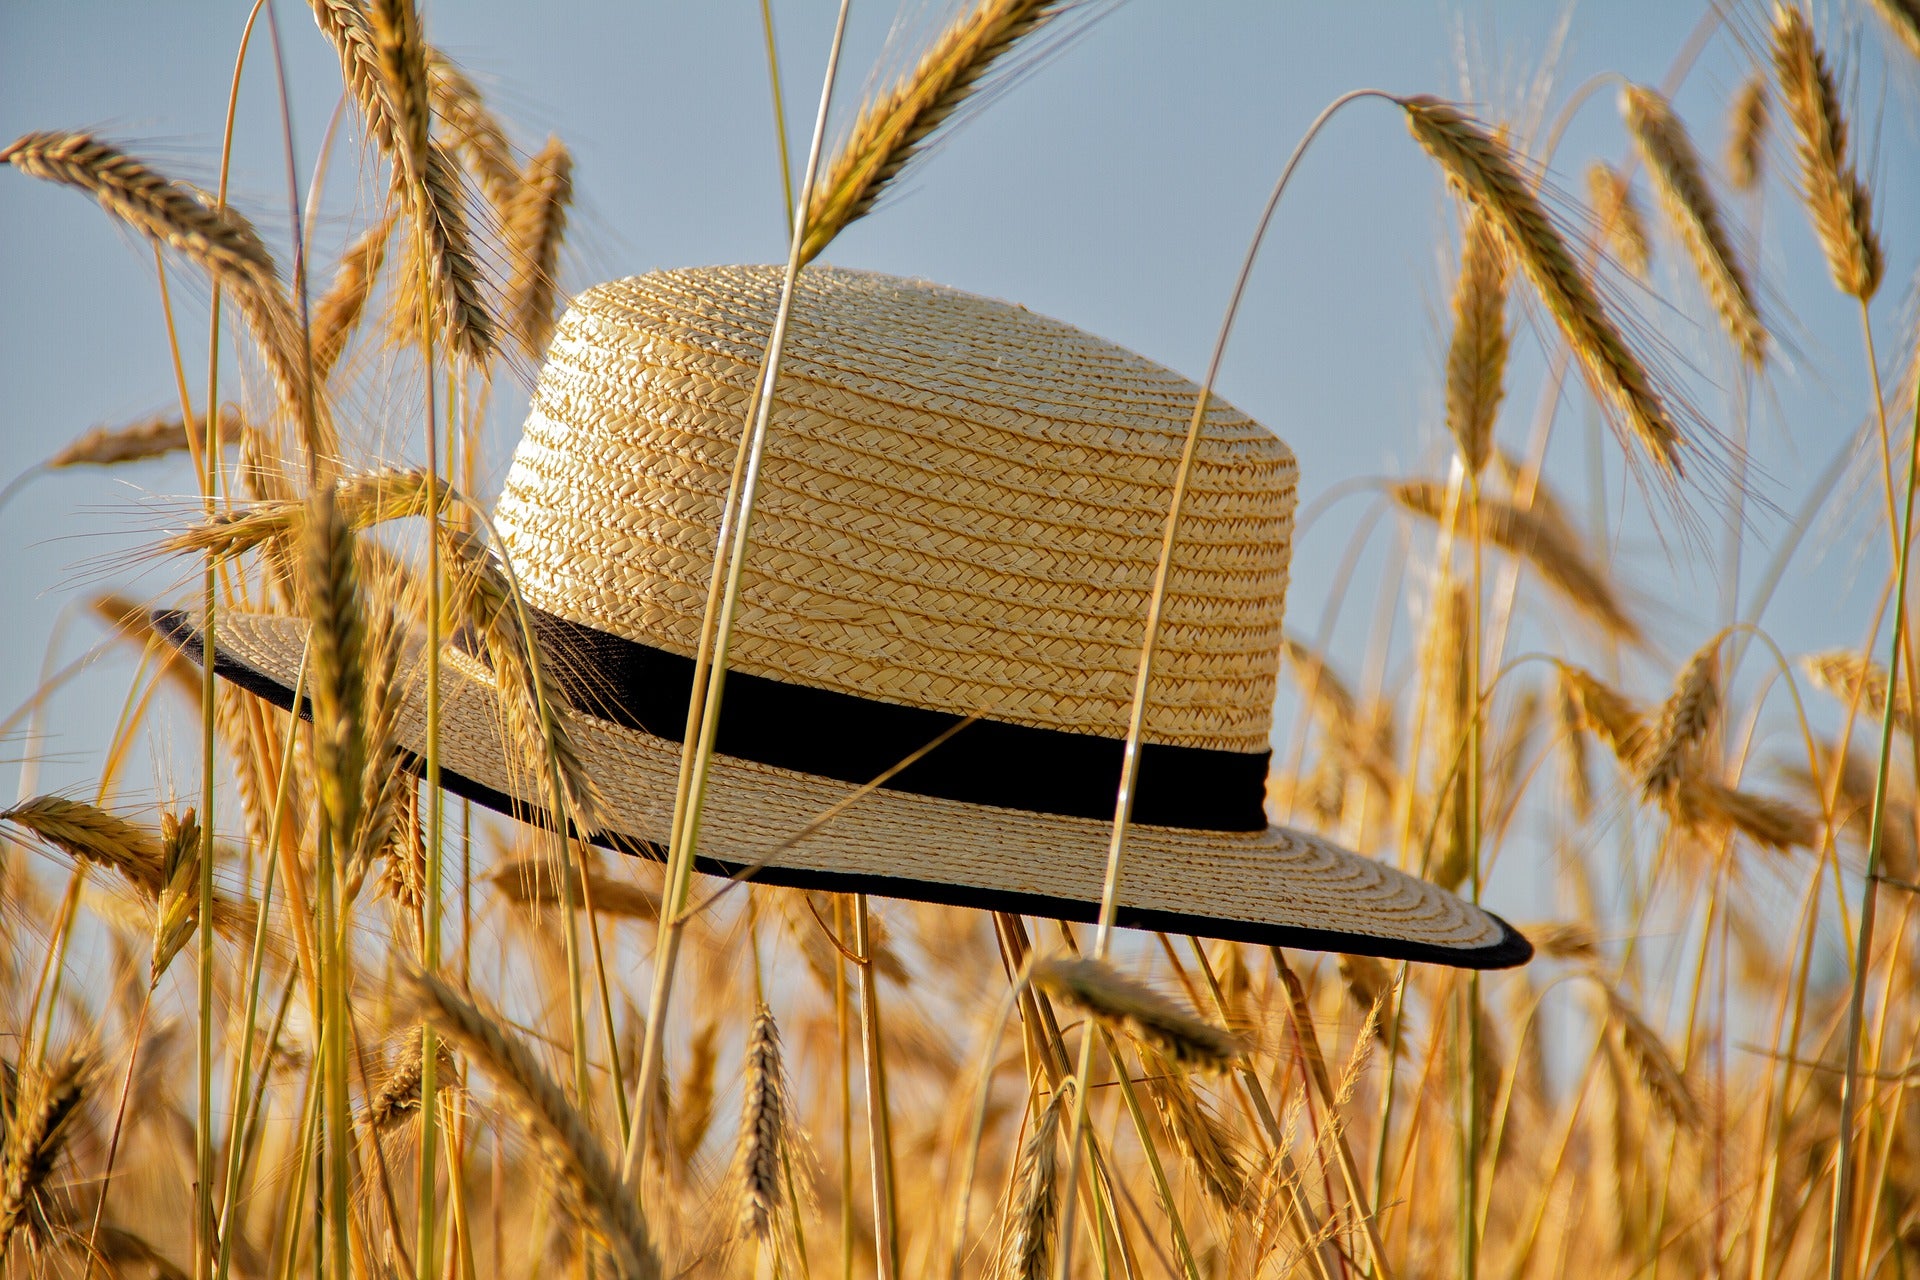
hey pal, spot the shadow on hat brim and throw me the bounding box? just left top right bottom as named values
left=155, top=609, right=1532, bottom=970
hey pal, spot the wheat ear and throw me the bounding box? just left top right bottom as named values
left=1445, top=210, right=1510, bottom=475
left=1, top=131, right=331, bottom=460
left=309, top=0, right=495, bottom=362
left=303, top=484, right=366, bottom=843
left=507, top=137, right=574, bottom=360
left=999, top=1084, right=1068, bottom=1280
left=1400, top=96, right=1684, bottom=476
left=1030, top=955, right=1242, bottom=1071
left=1392, top=479, right=1640, bottom=641
left=735, top=1005, right=791, bottom=1242
left=1772, top=4, right=1883, bottom=301
left=1586, top=162, right=1652, bottom=279
left=1639, top=641, right=1720, bottom=803
left=46, top=405, right=242, bottom=470
left=1621, top=85, right=1767, bottom=368
left=1726, top=75, right=1770, bottom=193
left=801, top=0, right=1066, bottom=262
left=0, top=1052, right=92, bottom=1255
left=311, top=214, right=395, bottom=382
left=396, top=966, right=661, bottom=1280
left=428, top=49, right=520, bottom=215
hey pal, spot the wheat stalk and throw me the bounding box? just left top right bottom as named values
left=1445, top=210, right=1510, bottom=475
left=1773, top=5, right=1883, bottom=302
left=801, top=0, right=1067, bottom=263
left=1621, top=85, right=1766, bottom=369
left=1400, top=96, right=1684, bottom=476
left=397, top=966, right=661, bottom=1280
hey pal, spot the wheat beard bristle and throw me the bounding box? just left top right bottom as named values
left=1773, top=4, right=1884, bottom=301
left=1399, top=96, right=1685, bottom=478
left=1621, top=84, right=1767, bottom=369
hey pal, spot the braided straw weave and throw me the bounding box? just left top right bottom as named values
left=185, top=266, right=1525, bottom=964
left=495, top=265, right=1295, bottom=753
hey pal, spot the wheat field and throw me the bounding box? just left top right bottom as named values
left=2, top=2, right=1919, bottom=1277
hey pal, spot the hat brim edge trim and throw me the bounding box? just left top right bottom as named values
left=156, top=609, right=1533, bottom=970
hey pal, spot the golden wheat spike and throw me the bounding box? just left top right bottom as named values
left=1726, top=75, right=1770, bottom=193
left=1621, top=85, right=1766, bottom=369
left=1030, top=954, right=1242, bottom=1070
left=1401, top=97, right=1684, bottom=477
left=1773, top=4, right=1883, bottom=301
left=801, top=0, right=1067, bottom=263
left=1445, top=210, right=1510, bottom=476
left=397, top=967, right=662, bottom=1280
left=1392, top=480, right=1641, bottom=642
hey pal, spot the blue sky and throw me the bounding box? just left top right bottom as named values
left=3, top=2, right=1917, bottom=929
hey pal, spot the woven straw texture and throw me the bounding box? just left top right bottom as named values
left=204, top=611, right=1512, bottom=955
left=493, top=265, right=1297, bottom=754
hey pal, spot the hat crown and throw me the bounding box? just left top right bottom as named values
left=494, top=265, right=1298, bottom=753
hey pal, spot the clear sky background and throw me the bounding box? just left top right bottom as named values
left=2, top=1, right=1917, bottom=931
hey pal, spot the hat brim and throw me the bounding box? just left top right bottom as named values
left=158, top=609, right=1531, bottom=969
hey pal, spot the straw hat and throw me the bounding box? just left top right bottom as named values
left=169, top=263, right=1530, bottom=968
